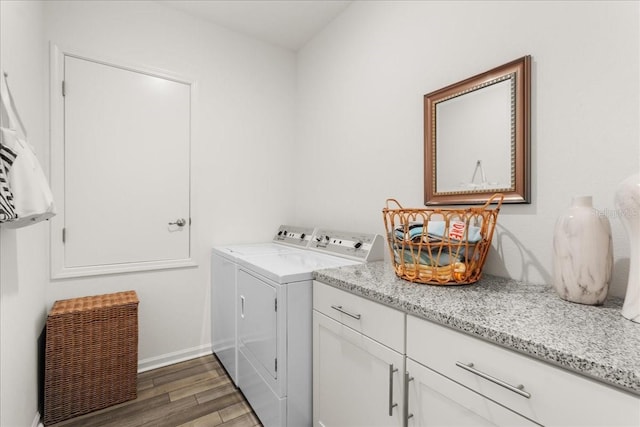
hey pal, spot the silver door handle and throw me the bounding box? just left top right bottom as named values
left=240, top=295, right=245, bottom=318
left=405, top=372, right=414, bottom=423
left=169, top=218, right=186, bottom=227
left=455, top=361, right=531, bottom=398
left=330, top=305, right=361, bottom=320
left=388, top=364, right=398, bottom=416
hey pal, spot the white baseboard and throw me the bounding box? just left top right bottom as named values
left=137, top=344, right=213, bottom=373
left=32, top=411, right=43, bottom=427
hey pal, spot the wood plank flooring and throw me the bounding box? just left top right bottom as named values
left=49, top=354, right=262, bottom=427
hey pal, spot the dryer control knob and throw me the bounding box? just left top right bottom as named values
left=354, top=242, right=363, bottom=249
left=300, top=233, right=306, bottom=240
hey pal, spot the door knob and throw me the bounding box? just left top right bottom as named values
left=169, top=218, right=187, bottom=227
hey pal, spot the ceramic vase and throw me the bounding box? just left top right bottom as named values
left=614, top=173, right=640, bottom=323
left=552, top=196, right=612, bottom=305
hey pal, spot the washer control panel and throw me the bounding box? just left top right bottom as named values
left=272, top=225, right=316, bottom=248
left=308, top=228, right=384, bottom=261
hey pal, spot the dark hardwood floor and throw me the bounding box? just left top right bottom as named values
left=49, top=354, right=262, bottom=427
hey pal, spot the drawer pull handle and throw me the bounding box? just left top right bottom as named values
left=455, top=361, right=531, bottom=399
left=388, top=364, right=398, bottom=416
left=330, top=305, right=361, bottom=320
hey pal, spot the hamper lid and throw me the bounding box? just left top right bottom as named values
left=49, top=290, right=138, bottom=316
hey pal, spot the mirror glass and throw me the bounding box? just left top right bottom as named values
left=425, top=56, right=531, bottom=205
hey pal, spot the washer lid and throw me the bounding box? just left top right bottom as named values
left=212, top=243, right=304, bottom=262
left=238, top=251, right=360, bottom=284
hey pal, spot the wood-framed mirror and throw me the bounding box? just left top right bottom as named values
left=424, top=55, right=531, bottom=205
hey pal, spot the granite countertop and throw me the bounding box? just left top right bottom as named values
left=313, top=261, right=640, bottom=396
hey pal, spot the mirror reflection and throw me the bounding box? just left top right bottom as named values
left=436, top=78, right=512, bottom=192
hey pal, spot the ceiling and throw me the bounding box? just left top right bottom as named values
left=158, top=0, right=353, bottom=51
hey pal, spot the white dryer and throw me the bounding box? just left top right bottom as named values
left=211, top=225, right=315, bottom=385
left=234, top=229, right=384, bottom=427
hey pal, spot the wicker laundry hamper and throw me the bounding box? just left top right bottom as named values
left=43, top=291, right=139, bottom=425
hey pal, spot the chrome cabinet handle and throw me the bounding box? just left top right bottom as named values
left=169, top=218, right=186, bottom=227
left=240, top=295, right=245, bottom=318
left=388, top=364, right=398, bottom=416
left=405, top=372, right=414, bottom=423
left=330, top=305, right=361, bottom=320
left=455, top=361, right=531, bottom=398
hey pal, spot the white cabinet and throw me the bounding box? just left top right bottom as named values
left=313, top=280, right=404, bottom=352
left=312, top=280, right=640, bottom=427
left=407, top=315, right=640, bottom=427
left=313, top=281, right=404, bottom=427
left=405, top=358, right=536, bottom=426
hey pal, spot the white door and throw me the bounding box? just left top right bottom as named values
left=313, top=310, right=404, bottom=427
left=237, top=269, right=278, bottom=380
left=406, top=358, right=537, bottom=427
left=51, top=51, right=192, bottom=277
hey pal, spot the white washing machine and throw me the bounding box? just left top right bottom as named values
left=211, top=225, right=315, bottom=386
left=233, top=228, right=384, bottom=427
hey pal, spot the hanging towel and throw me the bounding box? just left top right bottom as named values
left=0, top=71, right=56, bottom=228
left=0, top=142, right=17, bottom=221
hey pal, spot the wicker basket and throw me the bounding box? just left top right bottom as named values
left=43, top=291, right=139, bottom=425
left=382, top=194, right=504, bottom=285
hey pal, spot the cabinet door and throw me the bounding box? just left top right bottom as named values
left=211, top=253, right=238, bottom=385
left=406, top=359, right=538, bottom=427
left=313, top=311, right=404, bottom=427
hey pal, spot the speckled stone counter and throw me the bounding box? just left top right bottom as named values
left=313, top=261, right=640, bottom=396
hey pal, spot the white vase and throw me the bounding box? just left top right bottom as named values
left=614, top=173, right=640, bottom=323
left=552, top=196, right=613, bottom=305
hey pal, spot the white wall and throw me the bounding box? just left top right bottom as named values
left=0, top=2, right=48, bottom=426
left=1, top=1, right=297, bottom=422
left=42, top=0, right=296, bottom=368
left=295, top=0, right=639, bottom=297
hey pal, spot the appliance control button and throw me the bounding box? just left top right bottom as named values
left=300, top=233, right=306, bottom=239
left=354, top=242, right=362, bottom=249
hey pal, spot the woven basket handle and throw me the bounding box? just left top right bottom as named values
left=386, top=195, right=503, bottom=211
left=481, top=193, right=505, bottom=210
left=385, top=198, right=404, bottom=210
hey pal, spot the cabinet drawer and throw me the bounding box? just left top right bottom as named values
left=407, top=315, right=640, bottom=427
left=313, top=281, right=404, bottom=352
left=406, top=358, right=536, bottom=426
